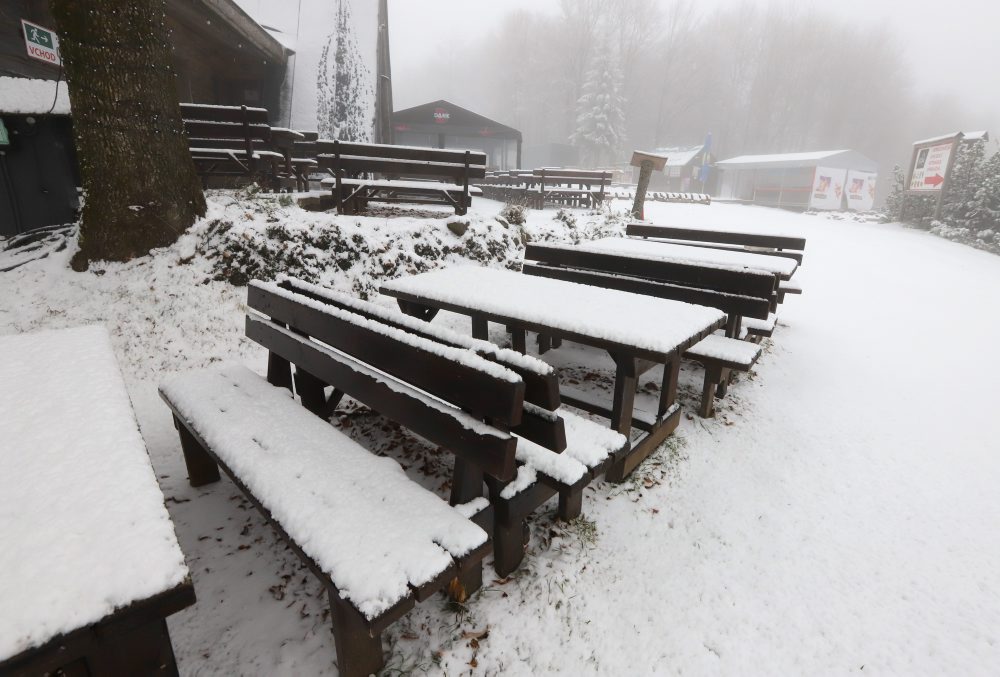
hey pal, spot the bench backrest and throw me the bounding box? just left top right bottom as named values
left=536, top=168, right=612, bottom=184
left=180, top=103, right=270, bottom=125
left=246, top=279, right=568, bottom=481
left=316, top=141, right=488, bottom=180
left=627, top=223, right=806, bottom=253
left=523, top=243, right=776, bottom=319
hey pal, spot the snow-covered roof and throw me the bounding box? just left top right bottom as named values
left=0, top=76, right=71, bottom=115
left=717, top=150, right=849, bottom=166
left=963, top=131, right=989, bottom=142
left=913, top=132, right=963, bottom=146
left=654, top=145, right=705, bottom=167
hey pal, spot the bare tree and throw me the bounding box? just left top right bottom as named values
left=50, top=0, right=206, bottom=270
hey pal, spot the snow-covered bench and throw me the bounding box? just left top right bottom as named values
left=627, top=222, right=807, bottom=266
left=247, top=276, right=627, bottom=577
left=316, top=140, right=487, bottom=215
left=521, top=242, right=777, bottom=337
left=533, top=168, right=612, bottom=209
left=683, top=335, right=763, bottom=417
left=1, top=326, right=193, bottom=676
left=180, top=103, right=313, bottom=191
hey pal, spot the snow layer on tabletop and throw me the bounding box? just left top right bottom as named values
left=0, top=76, right=71, bottom=115
left=382, top=265, right=726, bottom=356
left=251, top=280, right=521, bottom=384
left=270, top=276, right=553, bottom=376
left=585, top=236, right=798, bottom=277
left=160, top=364, right=487, bottom=621
left=686, top=334, right=761, bottom=366
left=0, top=325, right=188, bottom=661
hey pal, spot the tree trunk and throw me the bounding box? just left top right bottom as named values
left=50, top=0, right=206, bottom=269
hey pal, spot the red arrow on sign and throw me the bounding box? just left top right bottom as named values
left=924, top=174, right=945, bottom=187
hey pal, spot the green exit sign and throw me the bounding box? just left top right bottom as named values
left=22, top=19, right=61, bottom=67
left=0, top=119, right=9, bottom=147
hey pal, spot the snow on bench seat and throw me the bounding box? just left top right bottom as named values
left=779, top=279, right=803, bottom=294
left=685, top=334, right=762, bottom=369
left=159, top=364, right=488, bottom=621
left=502, top=407, right=628, bottom=499
left=189, top=147, right=285, bottom=160
left=585, top=237, right=798, bottom=278
left=742, top=313, right=778, bottom=337
left=0, top=326, right=188, bottom=661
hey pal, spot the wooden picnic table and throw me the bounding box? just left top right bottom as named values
left=0, top=326, right=193, bottom=676
left=582, top=236, right=799, bottom=280
left=380, top=266, right=726, bottom=481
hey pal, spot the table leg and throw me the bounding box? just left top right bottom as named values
left=659, top=357, right=680, bottom=418
left=608, top=353, right=638, bottom=437
left=450, top=457, right=484, bottom=506
left=471, top=315, right=489, bottom=341
left=509, top=326, right=527, bottom=353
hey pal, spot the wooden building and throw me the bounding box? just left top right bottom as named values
left=0, top=0, right=291, bottom=236
left=393, top=100, right=522, bottom=171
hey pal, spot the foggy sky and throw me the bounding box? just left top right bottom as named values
left=389, top=0, right=1000, bottom=136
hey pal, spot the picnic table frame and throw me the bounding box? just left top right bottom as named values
left=383, top=288, right=725, bottom=482
left=1, top=583, right=195, bottom=676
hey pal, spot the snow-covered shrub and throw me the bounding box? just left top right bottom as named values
left=193, top=193, right=522, bottom=298
left=499, top=203, right=527, bottom=226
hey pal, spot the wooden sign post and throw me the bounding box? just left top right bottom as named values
left=630, top=151, right=668, bottom=220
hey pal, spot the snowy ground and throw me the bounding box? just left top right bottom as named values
left=2, top=196, right=998, bottom=675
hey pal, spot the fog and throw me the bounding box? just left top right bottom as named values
left=389, top=0, right=1000, bottom=183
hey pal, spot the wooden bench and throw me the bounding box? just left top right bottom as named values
left=534, top=168, right=612, bottom=209
left=249, top=277, right=626, bottom=577
left=316, top=141, right=487, bottom=215
left=180, top=103, right=312, bottom=191
left=521, top=243, right=777, bottom=416
left=161, top=277, right=623, bottom=673
left=627, top=222, right=806, bottom=265
left=683, top=335, right=762, bottom=417
left=1, top=326, right=193, bottom=677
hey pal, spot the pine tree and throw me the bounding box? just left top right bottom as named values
left=50, top=0, right=206, bottom=269
left=316, top=0, right=374, bottom=142
left=942, top=140, right=986, bottom=227
left=966, top=150, right=1000, bottom=231
left=570, top=48, right=626, bottom=167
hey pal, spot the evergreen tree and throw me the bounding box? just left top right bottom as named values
left=570, top=48, right=625, bottom=167
left=966, top=150, right=1000, bottom=231
left=942, top=140, right=987, bottom=227
left=316, top=0, right=374, bottom=142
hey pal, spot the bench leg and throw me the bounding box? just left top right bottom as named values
left=471, top=315, right=489, bottom=341
left=175, top=416, right=220, bottom=487
left=85, top=617, right=180, bottom=677
left=294, top=367, right=328, bottom=417
left=716, top=367, right=733, bottom=399
left=699, top=364, right=724, bottom=418
left=537, top=333, right=551, bottom=354
left=491, top=517, right=527, bottom=578
left=558, top=486, right=583, bottom=521
left=329, top=590, right=384, bottom=677
left=452, top=562, right=483, bottom=600
left=510, top=326, right=526, bottom=354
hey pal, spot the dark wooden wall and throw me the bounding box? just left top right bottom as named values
left=2, top=0, right=287, bottom=119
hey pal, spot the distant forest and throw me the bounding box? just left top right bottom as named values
left=395, top=0, right=987, bottom=189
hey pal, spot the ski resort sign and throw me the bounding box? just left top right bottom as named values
left=907, top=133, right=961, bottom=193
left=21, top=20, right=60, bottom=67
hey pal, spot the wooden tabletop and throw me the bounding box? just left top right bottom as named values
left=381, top=266, right=726, bottom=362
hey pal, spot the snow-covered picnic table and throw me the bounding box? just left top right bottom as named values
left=582, top=236, right=799, bottom=279
left=0, top=326, right=192, bottom=675
left=381, top=266, right=726, bottom=481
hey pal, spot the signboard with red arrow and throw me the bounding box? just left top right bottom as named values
left=908, top=139, right=957, bottom=192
